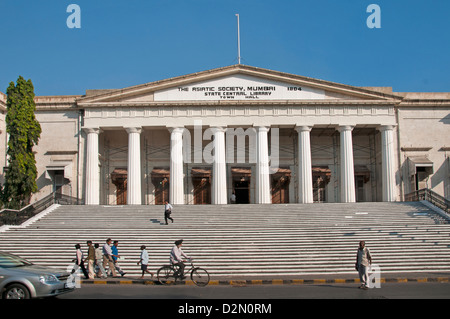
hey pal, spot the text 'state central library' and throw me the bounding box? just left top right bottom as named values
left=1, top=64, right=449, bottom=206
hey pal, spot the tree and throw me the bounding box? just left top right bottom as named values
left=2, top=76, right=41, bottom=209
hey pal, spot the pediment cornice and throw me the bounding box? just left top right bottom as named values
left=76, top=64, right=403, bottom=107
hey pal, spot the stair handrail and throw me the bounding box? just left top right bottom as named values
left=404, top=188, right=450, bottom=214
left=0, top=192, right=83, bottom=226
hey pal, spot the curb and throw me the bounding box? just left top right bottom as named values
left=80, top=276, right=450, bottom=286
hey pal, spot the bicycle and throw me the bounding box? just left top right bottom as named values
left=157, top=259, right=210, bottom=287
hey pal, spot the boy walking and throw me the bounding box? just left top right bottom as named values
left=137, top=245, right=154, bottom=279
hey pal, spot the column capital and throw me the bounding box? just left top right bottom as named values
left=378, top=124, right=396, bottom=132
left=83, top=127, right=100, bottom=134
left=295, top=125, right=312, bottom=133
left=337, top=125, right=354, bottom=133
left=254, top=126, right=270, bottom=132
left=209, top=126, right=227, bottom=133
left=124, top=127, right=142, bottom=134
left=167, top=126, right=185, bottom=134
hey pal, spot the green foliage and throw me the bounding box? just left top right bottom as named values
left=2, top=76, right=41, bottom=209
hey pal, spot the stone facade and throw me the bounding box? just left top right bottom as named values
left=0, top=64, right=448, bottom=205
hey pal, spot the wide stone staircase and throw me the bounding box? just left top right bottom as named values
left=0, top=202, right=449, bottom=278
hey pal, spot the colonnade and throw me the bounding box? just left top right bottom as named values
left=83, top=125, right=397, bottom=205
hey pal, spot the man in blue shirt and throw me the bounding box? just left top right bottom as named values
left=112, top=240, right=126, bottom=277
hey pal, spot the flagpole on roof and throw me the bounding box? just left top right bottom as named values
left=236, top=13, right=241, bottom=64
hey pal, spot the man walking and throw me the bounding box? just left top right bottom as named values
left=86, top=241, right=96, bottom=279
left=103, top=238, right=118, bottom=277
left=355, top=241, right=372, bottom=289
left=111, top=240, right=126, bottom=277
left=164, top=200, right=174, bottom=225
left=73, top=244, right=89, bottom=279
left=95, top=243, right=107, bottom=278
left=137, top=245, right=154, bottom=279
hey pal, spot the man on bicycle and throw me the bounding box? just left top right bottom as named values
left=170, top=239, right=190, bottom=279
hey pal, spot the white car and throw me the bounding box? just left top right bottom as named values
left=0, top=251, right=74, bottom=299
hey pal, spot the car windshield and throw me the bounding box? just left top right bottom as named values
left=0, top=253, right=34, bottom=268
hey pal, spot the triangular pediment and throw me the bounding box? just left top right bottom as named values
left=77, top=64, right=401, bottom=106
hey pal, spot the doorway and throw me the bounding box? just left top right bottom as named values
left=234, top=180, right=250, bottom=204
left=355, top=175, right=365, bottom=202
left=111, top=168, right=127, bottom=205
left=193, top=177, right=211, bottom=204
left=115, top=180, right=127, bottom=205
left=312, top=166, right=331, bottom=203
left=271, top=168, right=291, bottom=204
left=192, top=168, right=211, bottom=205
left=231, top=167, right=251, bottom=204
left=151, top=168, right=170, bottom=205
left=53, top=170, right=66, bottom=195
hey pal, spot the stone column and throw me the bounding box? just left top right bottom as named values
left=211, top=127, right=227, bottom=204
left=126, top=127, right=142, bottom=205
left=84, top=128, right=100, bottom=205
left=379, top=125, right=397, bottom=202
left=169, top=127, right=185, bottom=205
left=295, top=126, right=313, bottom=203
left=338, top=125, right=356, bottom=203
left=255, top=126, right=271, bottom=204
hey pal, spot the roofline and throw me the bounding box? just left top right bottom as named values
left=76, top=64, right=404, bottom=103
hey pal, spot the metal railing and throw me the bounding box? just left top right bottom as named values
left=404, top=188, right=450, bottom=214
left=0, top=192, right=83, bottom=226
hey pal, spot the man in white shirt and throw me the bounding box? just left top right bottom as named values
left=164, top=201, right=174, bottom=225
left=137, top=245, right=154, bottom=279
left=170, top=240, right=189, bottom=279
left=102, top=238, right=117, bottom=277
left=355, top=241, right=372, bottom=289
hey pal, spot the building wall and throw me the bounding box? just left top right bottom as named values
left=397, top=106, right=450, bottom=198
left=1, top=67, right=449, bottom=205
left=33, top=109, right=81, bottom=202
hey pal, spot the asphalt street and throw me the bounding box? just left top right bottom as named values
left=58, top=282, right=450, bottom=299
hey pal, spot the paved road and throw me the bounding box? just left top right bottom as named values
left=59, top=282, right=450, bottom=299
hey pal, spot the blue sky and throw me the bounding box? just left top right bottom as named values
left=0, top=0, right=449, bottom=96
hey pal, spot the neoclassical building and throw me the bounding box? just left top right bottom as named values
left=0, top=64, right=449, bottom=205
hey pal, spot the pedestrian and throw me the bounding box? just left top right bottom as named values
left=164, top=200, right=174, bottom=225
left=230, top=192, right=236, bottom=204
left=355, top=241, right=372, bottom=289
left=137, top=245, right=154, bottom=279
left=111, top=240, right=126, bottom=277
left=73, top=244, right=89, bottom=279
left=102, top=238, right=118, bottom=277
left=94, top=243, right=107, bottom=278
left=170, top=239, right=190, bottom=279
left=86, top=241, right=96, bottom=279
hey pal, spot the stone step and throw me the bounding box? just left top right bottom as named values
left=0, top=202, right=449, bottom=277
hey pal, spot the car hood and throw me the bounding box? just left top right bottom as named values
left=2, top=265, right=68, bottom=277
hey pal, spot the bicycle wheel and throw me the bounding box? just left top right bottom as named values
left=157, top=266, right=176, bottom=285
left=191, top=267, right=210, bottom=287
